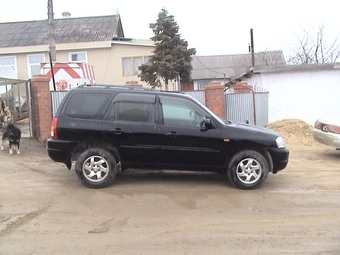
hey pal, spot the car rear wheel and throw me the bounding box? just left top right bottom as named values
left=75, top=148, right=117, bottom=188
left=227, top=150, right=269, bottom=190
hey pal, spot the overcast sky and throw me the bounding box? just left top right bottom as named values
left=1, top=0, right=339, bottom=57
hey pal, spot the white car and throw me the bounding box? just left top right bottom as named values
left=312, top=117, right=340, bottom=149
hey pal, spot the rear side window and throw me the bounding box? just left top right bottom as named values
left=65, top=93, right=109, bottom=119
left=107, top=93, right=155, bottom=123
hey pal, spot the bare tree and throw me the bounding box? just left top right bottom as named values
left=287, top=24, right=340, bottom=64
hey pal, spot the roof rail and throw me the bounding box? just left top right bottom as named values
left=78, top=84, right=155, bottom=91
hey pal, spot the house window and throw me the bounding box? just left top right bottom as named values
left=195, top=80, right=220, bottom=90
left=69, top=52, right=87, bottom=62
left=28, top=54, right=45, bottom=78
left=134, top=57, right=142, bottom=75
left=122, top=56, right=150, bottom=76
left=123, top=58, right=132, bottom=76
left=0, top=56, right=16, bottom=72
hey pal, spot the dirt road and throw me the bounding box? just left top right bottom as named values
left=0, top=130, right=340, bottom=254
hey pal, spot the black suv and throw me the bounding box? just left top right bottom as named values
left=47, top=85, right=289, bottom=190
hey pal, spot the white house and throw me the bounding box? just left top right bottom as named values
left=244, top=64, right=340, bottom=125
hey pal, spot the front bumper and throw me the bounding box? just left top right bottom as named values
left=267, top=147, right=289, bottom=173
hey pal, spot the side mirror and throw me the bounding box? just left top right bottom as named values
left=201, top=118, right=215, bottom=131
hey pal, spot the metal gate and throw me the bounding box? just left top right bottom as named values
left=225, top=92, right=269, bottom=127
left=0, top=78, right=31, bottom=137
left=184, top=90, right=205, bottom=105
left=51, top=91, right=68, bottom=116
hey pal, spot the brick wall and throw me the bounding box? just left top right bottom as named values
left=126, top=81, right=142, bottom=87
left=205, top=81, right=225, bottom=119
left=30, top=74, right=52, bottom=142
left=233, top=82, right=253, bottom=93
left=181, top=81, right=194, bottom=91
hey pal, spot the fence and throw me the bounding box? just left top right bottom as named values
left=225, top=92, right=269, bottom=127
left=184, top=90, right=205, bottom=105
left=51, top=91, right=68, bottom=116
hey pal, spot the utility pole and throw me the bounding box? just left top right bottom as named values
left=47, top=0, right=56, bottom=90
left=48, top=0, right=56, bottom=61
left=250, top=28, right=255, bottom=68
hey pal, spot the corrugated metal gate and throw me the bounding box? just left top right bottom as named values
left=225, top=92, right=269, bottom=127
left=184, top=90, right=205, bottom=104
left=51, top=91, right=68, bottom=116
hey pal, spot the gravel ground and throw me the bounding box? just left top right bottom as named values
left=0, top=119, right=339, bottom=255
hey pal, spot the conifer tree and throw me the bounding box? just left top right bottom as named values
left=139, top=9, right=196, bottom=90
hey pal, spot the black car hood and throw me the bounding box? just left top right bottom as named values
left=222, top=122, right=281, bottom=147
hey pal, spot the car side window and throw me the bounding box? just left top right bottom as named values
left=106, top=93, right=155, bottom=123
left=159, top=96, right=206, bottom=127
left=64, top=93, right=109, bottom=119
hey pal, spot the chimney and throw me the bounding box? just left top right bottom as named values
left=62, top=12, right=71, bottom=18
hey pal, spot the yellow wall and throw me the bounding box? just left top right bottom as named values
left=0, top=40, right=176, bottom=90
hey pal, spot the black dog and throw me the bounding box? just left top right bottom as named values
left=1, top=123, right=21, bottom=154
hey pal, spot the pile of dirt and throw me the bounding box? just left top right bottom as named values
left=266, top=119, right=318, bottom=146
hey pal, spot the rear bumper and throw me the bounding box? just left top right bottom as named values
left=267, top=147, right=289, bottom=173
left=47, top=139, right=79, bottom=163
left=312, top=129, right=340, bottom=148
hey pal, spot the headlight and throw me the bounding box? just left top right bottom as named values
left=276, top=136, right=286, bottom=148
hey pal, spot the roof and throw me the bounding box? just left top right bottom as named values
left=0, top=15, right=124, bottom=48
left=253, top=62, right=340, bottom=73
left=0, top=77, right=27, bottom=86
left=192, top=51, right=286, bottom=80
left=0, top=66, right=27, bottom=86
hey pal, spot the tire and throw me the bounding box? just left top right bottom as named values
left=75, top=148, right=117, bottom=189
left=227, top=150, right=269, bottom=190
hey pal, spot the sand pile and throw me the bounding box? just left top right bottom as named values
left=266, top=119, right=318, bottom=146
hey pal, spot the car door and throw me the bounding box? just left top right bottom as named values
left=102, top=92, right=161, bottom=167
left=158, top=95, right=224, bottom=170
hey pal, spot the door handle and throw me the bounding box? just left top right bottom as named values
left=110, top=128, right=123, bottom=135
left=166, top=131, right=177, bottom=137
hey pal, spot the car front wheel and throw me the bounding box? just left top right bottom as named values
left=75, top=148, right=117, bottom=188
left=227, top=150, right=269, bottom=190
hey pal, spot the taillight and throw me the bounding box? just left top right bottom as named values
left=315, top=120, right=340, bottom=134
left=50, top=117, right=59, bottom=139
left=314, top=121, right=322, bottom=129
left=328, top=124, right=340, bottom=134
